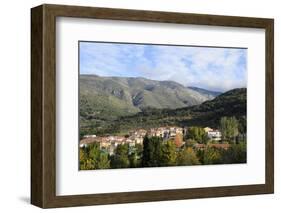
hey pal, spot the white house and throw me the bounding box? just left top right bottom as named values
left=204, top=128, right=222, bottom=141
left=83, top=134, right=96, bottom=138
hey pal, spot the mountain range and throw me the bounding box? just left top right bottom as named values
left=80, top=74, right=221, bottom=121
left=79, top=75, right=246, bottom=136
left=187, top=86, right=222, bottom=99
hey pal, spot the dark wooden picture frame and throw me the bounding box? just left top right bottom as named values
left=31, top=4, right=274, bottom=208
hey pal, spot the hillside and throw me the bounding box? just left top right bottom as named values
left=187, top=86, right=222, bottom=99
left=80, top=75, right=218, bottom=122
left=80, top=87, right=246, bottom=136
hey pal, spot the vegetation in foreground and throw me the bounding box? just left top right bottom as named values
left=79, top=116, right=246, bottom=170
left=80, top=137, right=246, bottom=170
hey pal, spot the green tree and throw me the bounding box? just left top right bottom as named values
left=221, top=142, right=246, bottom=163
left=86, top=143, right=101, bottom=169
left=79, top=143, right=111, bottom=170
left=185, top=139, right=197, bottom=148
left=160, top=140, right=177, bottom=166
left=111, top=144, right=130, bottom=168
left=142, top=135, right=152, bottom=167
left=220, top=116, right=239, bottom=143
left=238, top=116, right=247, bottom=134
left=196, top=148, right=205, bottom=164
left=97, top=152, right=111, bottom=169
left=79, top=147, right=89, bottom=170
left=82, top=159, right=95, bottom=170
left=142, top=136, right=162, bottom=167
left=129, top=152, right=138, bottom=168
left=237, top=116, right=247, bottom=142
left=127, top=143, right=143, bottom=168
left=203, top=146, right=222, bottom=164
left=177, top=147, right=200, bottom=166
left=135, top=143, right=143, bottom=156
left=187, top=127, right=208, bottom=144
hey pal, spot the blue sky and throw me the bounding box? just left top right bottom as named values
left=79, top=42, right=247, bottom=92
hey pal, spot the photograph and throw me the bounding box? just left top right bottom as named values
left=30, top=4, right=274, bottom=208
left=78, top=41, right=247, bottom=170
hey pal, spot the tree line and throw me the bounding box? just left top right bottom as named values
left=80, top=137, right=246, bottom=170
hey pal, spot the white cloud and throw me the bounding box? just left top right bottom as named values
left=80, top=42, right=247, bottom=92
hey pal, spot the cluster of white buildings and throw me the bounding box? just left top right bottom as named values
left=203, top=127, right=222, bottom=141
left=79, top=135, right=136, bottom=155
left=80, top=126, right=185, bottom=154
left=79, top=129, right=148, bottom=155
left=79, top=126, right=222, bottom=155
left=149, top=126, right=184, bottom=139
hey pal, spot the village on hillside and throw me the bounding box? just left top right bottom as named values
left=80, top=126, right=228, bottom=156
left=79, top=116, right=247, bottom=170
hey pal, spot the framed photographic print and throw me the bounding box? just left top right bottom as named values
left=31, top=4, right=274, bottom=208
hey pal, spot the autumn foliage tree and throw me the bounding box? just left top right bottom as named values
left=177, top=147, right=200, bottom=166
left=174, top=133, right=183, bottom=148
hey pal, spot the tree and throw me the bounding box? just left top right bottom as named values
left=142, top=135, right=152, bottom=167
left=160, top=140, right=177, bottom=166
left=177, top=147, right=200, bottom=166
left=83, top=159, right=95, bottom=170
left=128, top=143, right=143, bottom=168
left=185, top=139, right=197, bottom=148
left=203, top=146, right=222, bottom=164
left=221, top=142, right=246, bottom=163
left=238, top=116, right=247, bottom=134
left=142, top=136, right=162, bottom=167
left=135, top=143, right=143, bottom=156
left=129, top=152, right=138, bottom=168
left=111, top=144, right=130, bottom=168
left=79, top=147, right=89, bottom=170
left=87, top=143, right=101, bottom=169
left=97, top=153, right=111, bottom=169
left=238, top=116, right=247, bottom=142
left=187, top=127, right=208, bottom=144
left=220, top=116, right=239, bottom=143
left=174, top=133, right=183, bottom=148
left=196, top=148, right=205, bottom=164
left=79, top=143, right=111, bottom=170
